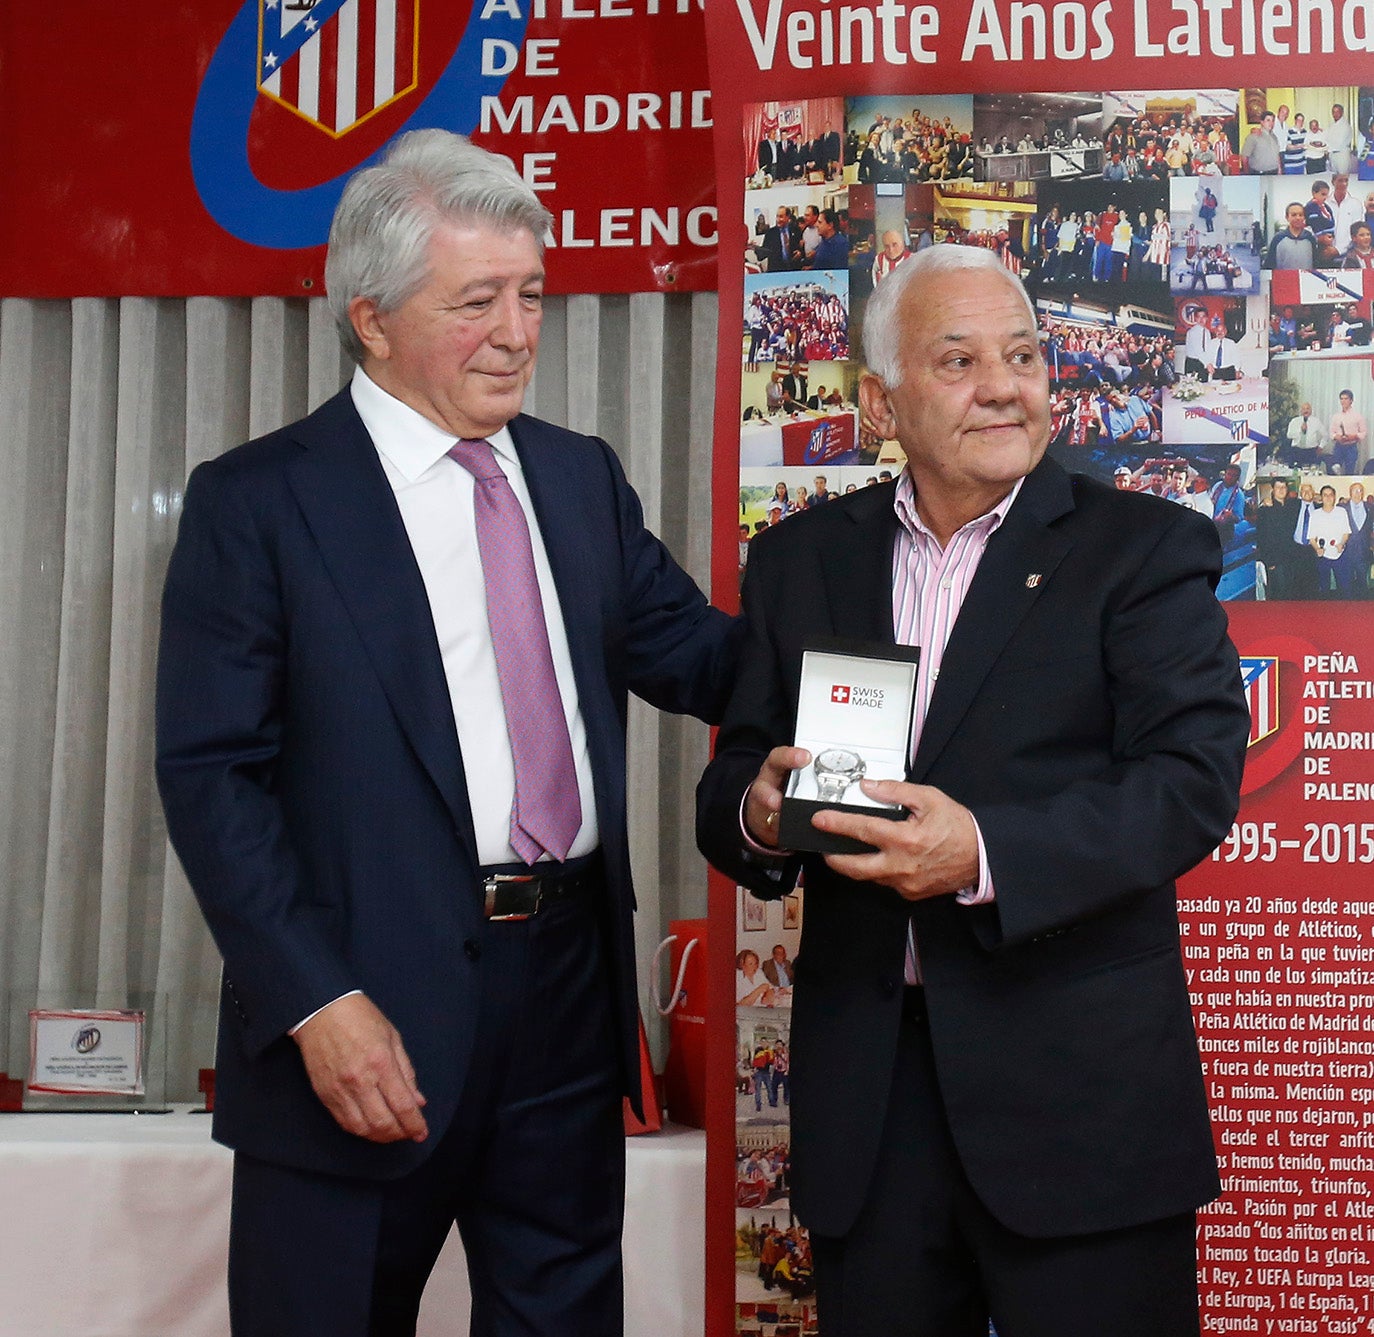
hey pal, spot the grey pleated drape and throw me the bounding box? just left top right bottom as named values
left=0, top=291, right=720, bottom=1099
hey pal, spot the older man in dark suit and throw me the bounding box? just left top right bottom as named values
left=157, top=130, right=737, bottom=1337
left=698, top=244, right=1248, bottom=1336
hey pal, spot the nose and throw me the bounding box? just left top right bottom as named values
left=490, top=289, right=532, bottom=351
left=975, top=356, right=1017, bottom=404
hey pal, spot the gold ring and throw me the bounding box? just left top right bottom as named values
left=765, top=810, right=777, bottom=829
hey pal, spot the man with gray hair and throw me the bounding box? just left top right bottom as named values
left=698, top=244, right=1248, bottom=1334
left=157, top=129, right=737, bottom=1335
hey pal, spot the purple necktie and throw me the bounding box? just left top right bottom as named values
left=448, top=439, right=582, bottom=865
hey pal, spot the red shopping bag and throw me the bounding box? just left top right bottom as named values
left=623, top=1011, right=663, bottom=1135
left=649, top=918, right=708, bottom=1128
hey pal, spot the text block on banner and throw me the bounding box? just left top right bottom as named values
left=0, top=1, right=716, bottom=296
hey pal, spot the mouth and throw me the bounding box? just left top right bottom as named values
left=480, top=365, right=528, bottom=385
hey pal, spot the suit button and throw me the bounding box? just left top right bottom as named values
left=463, top=939, right=482, bottom=962
left=878, top=976, right=898, bottom=998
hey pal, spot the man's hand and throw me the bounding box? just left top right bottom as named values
left=744, top=746, right=812, bottom=847
left=292, top=993, right=429, bottom=1144
left=812, top=780, right=980, bottom=901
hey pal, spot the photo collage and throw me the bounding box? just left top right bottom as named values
left=737, top=86, right=1374, bottom=608
left=734, top=80, right=1374, bottom=1337
left=735, top=884, right=810, bottom=1334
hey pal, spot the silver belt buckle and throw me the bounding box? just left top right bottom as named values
left=484, top=874, right=542, bottom=921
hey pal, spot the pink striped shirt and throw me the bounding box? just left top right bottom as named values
left=894, top=468, right=1022, bottom=978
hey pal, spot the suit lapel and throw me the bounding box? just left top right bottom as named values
left=820, top=482, right=899, bottom=643
left=911, top=458, right=1076, bottom=781
left=508, top=417, right=620, bottom=821
left=283, top=391, right=479, bottom=862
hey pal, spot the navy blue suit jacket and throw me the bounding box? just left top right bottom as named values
left=698, top=458, right=1249, bottom=1239
left=157, top=387, right=737, bottom=1180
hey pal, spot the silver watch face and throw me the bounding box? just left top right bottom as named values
left=813, top=748, right=866, bottom=802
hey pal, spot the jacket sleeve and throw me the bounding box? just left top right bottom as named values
left=695, top=530, right=803, bottom=900
left=969, top=506, right=1249, bottom=948
left=599, top=436, right=743, bottom=725
left=155, top=461, right=357, bottom=1055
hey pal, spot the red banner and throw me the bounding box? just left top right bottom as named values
left=1189, top=602, right=1374, bottom=1335
left=706, top=4, right=1374, bottom=1335
left=0, top=1, right=715, bottom=296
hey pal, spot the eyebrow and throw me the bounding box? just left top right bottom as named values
left=936, top=324, right=1036, bottom=344
left=451, top=271, right=545, bottom=298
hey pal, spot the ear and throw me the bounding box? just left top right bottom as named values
left=859, top=372, right=897, bottom=442
left=349, top=296, right=391, bottom=363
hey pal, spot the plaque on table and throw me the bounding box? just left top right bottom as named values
left=27, top=1008, right=145, bottom=1097
left=779, top=639, right=920, bottom=855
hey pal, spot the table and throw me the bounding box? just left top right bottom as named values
left=0, top=1109, right=704, bottom=1337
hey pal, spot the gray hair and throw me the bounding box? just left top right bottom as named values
left=325, top=129, right=553, bottom=363
left=862, top=245, right=1037, bottom=388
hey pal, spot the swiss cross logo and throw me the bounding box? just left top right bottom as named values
left=831, top=685, right=850, bottom=703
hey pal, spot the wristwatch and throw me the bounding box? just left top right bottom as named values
left=813, top=748, right=866, bottom=803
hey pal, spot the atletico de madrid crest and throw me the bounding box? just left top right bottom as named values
left=257, top=0, right=419, bottom=137
left=1240, top=656, right=1279, bottom=748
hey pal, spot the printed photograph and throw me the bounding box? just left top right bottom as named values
left=736, top=1014, right=794, bottom=1119
left=1268, top=350, right=1374, bottom=477
left=1101, top=89, right=1239, bottom=179
left=745, top=98, right=846, bottom=190
left=1028, top=178, right=1168, bottom=292
left=1238, top=85, right=1362, bottom=178
left=845, top=94, right=974, bottom=185
left=1167, top=294, right=1269, bottom=446
left=736, top=1131, right=792, bottom=1213
left=1168, top=175, right=1263, bottom=292
left=735, top=1215, right=815, bottom=1310
left=972, top=91, right=1104, bottom=181
left=736, top=1293, right=818, bottom=1337
left=735, top=889, right=802, bottom=1008
left=738, top=468, right=892, bottom=534
left=743, top=271, right=850, bottom=366
left=1358, top=87, right=1374, bottom=178
left=1089, top=445, right=1258, bottom=601
left=745, top=186, right=851, bottom=275
left=1267, top=268, right=1374, bottom=356
left=1253, top=471, right=1373, bottom=600
left=1037, top=294, right=1175, bottom=401
left=1260, top=172, right=1371, bottom=269
left=739, top=360, right=864, bottom=468
left=739, top=406, right=865, bottom=484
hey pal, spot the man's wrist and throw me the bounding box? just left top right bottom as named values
left=290, top=990, right=362, bottom=1037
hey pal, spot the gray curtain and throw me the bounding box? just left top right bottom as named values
left=0, top=291, right=720, bottom=1098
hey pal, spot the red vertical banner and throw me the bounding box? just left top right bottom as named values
left=1187, top=601, right=1374, bottom=1332
left=706, top=6, right=1374, bottom=1335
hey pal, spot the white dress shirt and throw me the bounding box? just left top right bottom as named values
left=292, top=372, right=602, bottom=1035
left=351, top=367, right=599, bottom=866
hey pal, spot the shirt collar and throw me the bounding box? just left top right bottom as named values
left=893, top=467, right=1024, bottom=544
left=350, top=366, right=518, bottom=483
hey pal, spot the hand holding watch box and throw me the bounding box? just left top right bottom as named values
left=779, top=638, right=921, bottom=855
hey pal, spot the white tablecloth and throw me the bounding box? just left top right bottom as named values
left=0, top=1109, right=704, bottom=1337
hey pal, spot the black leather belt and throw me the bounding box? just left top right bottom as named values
left=480, top=853, right=601, bottom=921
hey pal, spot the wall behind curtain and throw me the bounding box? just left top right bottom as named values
left=0, top=291, right=721, bottom=1099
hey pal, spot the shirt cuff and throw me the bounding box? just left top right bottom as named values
left=739, top=787, right=790, bottom=859
left=955, top=817, right=995, bottom=905
left=289, top=989, right=362, bottom=1036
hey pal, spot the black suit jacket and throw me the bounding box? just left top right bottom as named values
left=157, top=388, right=738, bottom=1180
left=760, top=223, right=799, bottom=272
left=698, top=458, right=1248, bottom=1239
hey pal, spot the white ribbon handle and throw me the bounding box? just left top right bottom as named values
left=648, top=934, right=700, bottom=1016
